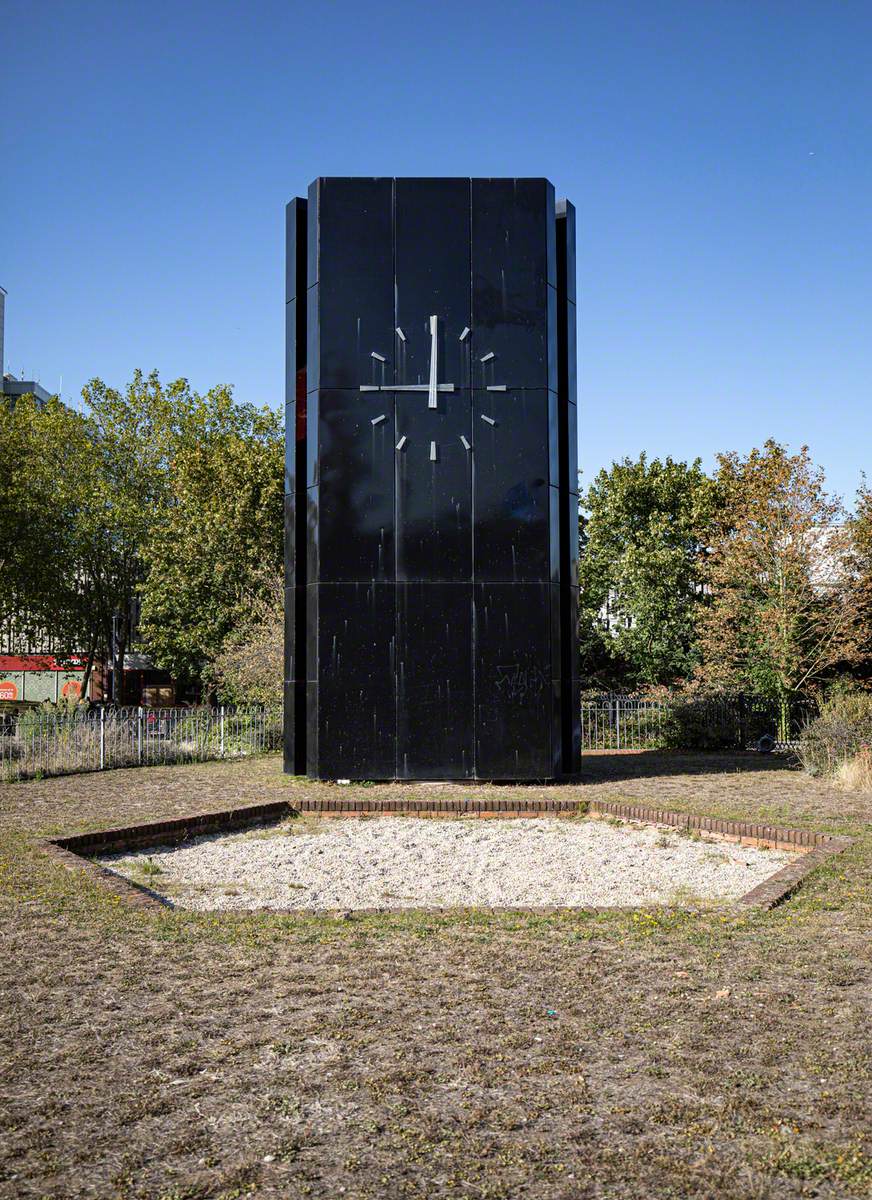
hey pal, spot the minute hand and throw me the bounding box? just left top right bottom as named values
left=427, top=314, right=439, bottom=408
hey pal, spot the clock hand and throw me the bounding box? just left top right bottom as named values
left=361, top=317, right=460, bottom=394
left=428, top=314, right=438, bottom=408
left=361, top=384, right=455, bottom=393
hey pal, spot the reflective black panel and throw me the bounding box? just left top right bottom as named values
left=283, top=680, right=307, bottom=774
left=567, top=302, right=578, bottom=406
left=305, top=582, right=318, bottom=683
left=307, top=180, right=318, bottom=288
left=284, top=494, right=295, bottom=586
left=548, top=390, right=560, bottom=485
left=473, top=390, right=551, bottom=582
left=285, top=301, right=297, bottom=406
left=547, top=285, right=558, bottom=392
left=550, top=680, right=563, bottom=778
left=567, top=490, right=580, bottom=577
left=284, top=401, right=296, bottom=496
left=569, top=585, right=580, bottom=677
left=549, top=582, right=562, bottom=678
left=396, top=583, right=473, bottom=778
left=546, top=183, right=557, bottom=288
left=286, top=204, right=298, bottom=304
left=313, top=583, right=396, bottom=779
left=293, top=680, right=307, bottom=774
left=556, top=197, right=576, bottom=305
left=306, top=286, right=319, bottom=393
left=286, top=197, right=307, bottom=304
left=565, top=677, right=581, bottom=776
left=295, top=584, right=307, bottom=677
left=315, top=178, right=394, bottom=389
left=395, top=178, right=470, bottom=388
left=306, top=680, right=319, bottom=774
left=472, top=179, right=551, bottom=388
left=287, top=681, right=302, bottom=772
left=306, top=487, right=319, bottom=588
left=283, top=585, right=306, bottom=683
left=567, top=398, right=578, bottom=488
left=315, top=391, right=395, bottom=582
left=549, top=486, right=561, bottom=584
left=306, top=391, right=319, bottom=486
left=294, top=394, right=308, bottom=504
left=473, top=583, right=554, bottom=778
left=284, top=585, right=295, bottom=680
left=396, top=392, right=472, bottom=581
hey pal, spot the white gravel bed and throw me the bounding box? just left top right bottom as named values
left=97, top=816, right=797, bottom=911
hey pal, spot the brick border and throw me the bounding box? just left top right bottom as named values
left=40, top=796, right=852, bottom=916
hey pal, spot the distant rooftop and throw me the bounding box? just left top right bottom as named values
left=2, top=373, right=52, bottom=406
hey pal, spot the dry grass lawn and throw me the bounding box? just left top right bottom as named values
left=1, top=751, right=870, bottom=1199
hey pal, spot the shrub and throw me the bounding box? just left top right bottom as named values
left=660, top=698, right=741, bottom=751
left=796, top=692, right=872, bottom=783
left=211, top=571, right=283, bottom=706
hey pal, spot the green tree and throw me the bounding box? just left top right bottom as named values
left=0, top=394, right=95, bottom=675
left=137, top=385, right=283, bottom=694
left=3, top=373, right=283, bottom=702
left=578, top=454, right=722, bottom=689
left=211, top=569, right=283, bottom=706
left=697, top=441, right=861, bottom=730
left=76, top=370, right=177, bottom=694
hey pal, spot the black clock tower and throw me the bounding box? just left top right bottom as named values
left=285, top=178, right=579, bottom=780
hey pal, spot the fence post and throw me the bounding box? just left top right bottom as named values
left=616, top=700, right=621, bottom=750
left=99, top=707, right=105, bottom=770
left=220, top=706, right=225, bottom=758
left=137, top=706, right=143, bottom=765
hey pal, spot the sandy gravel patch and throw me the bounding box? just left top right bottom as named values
left=97, top=815, right=797, bottom=911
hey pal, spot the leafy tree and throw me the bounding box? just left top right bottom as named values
left=136, top=385, right=283, bottom=693
left=211, top=570, right=283, bottom=705
left=578, top=454, right=722, bottom=689
left=76, top=370, right=177, bottom=695
left=697, top=441, right=861, bottom=729
left=3, top=372, right=282, bottom=703
left=0, top=395, right=96, bottom=678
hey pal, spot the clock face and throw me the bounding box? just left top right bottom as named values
left=361, top=314, right=507, bottom=460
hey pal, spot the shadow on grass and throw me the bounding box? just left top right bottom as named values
left=581, top=749, right=798, bottom=785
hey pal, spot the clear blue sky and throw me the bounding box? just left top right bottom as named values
left=3, top=0, right=870, bottom=505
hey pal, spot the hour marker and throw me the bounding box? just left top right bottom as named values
left=430, top=441, right=437, bottom=462
left=371, top=414, right=387, bottom=426
left=459, top=327, right=470, bottom=341
left=480, top=414, right=496, bottom=426
left=460, top=435, right=471, bottom=451
left=360, top=385, right=379, bottom=392
left=371, top=351, right=386, bottom=362
left=486, top=385, right=507, bottom=391
left=395, top=327, right=406, bottom=342
left=480, top=351, right=495, bottom=363
left=395, top=435, right=407, bottom=451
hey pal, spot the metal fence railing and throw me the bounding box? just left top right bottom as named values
left=580, top=694, right=818, bottom=753
left=581, top=698, right=667, bottom=750
left=0, top=706, right=283, bottom=783
left=2, top=694, right=818, bottom=783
